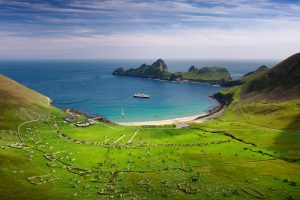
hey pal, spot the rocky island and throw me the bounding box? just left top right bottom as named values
left=112, top=59, right=231, bottom=85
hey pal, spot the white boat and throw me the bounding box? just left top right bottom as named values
left=133, top=93, right=150, bottom=98
left=121, top=107, right=125, bottom=116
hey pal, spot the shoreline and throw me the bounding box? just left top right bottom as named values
left=61, top=93, right=228, bottom=126
left=116, top=74, right=225, bottom=87
left=118, top=104, right=226, bottom=126
left=149, top=77, right=222, bottom=86
left=63, top=102, right=226, bottom=127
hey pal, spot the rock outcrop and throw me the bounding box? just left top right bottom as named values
left=112, top=59, right=170, bottom=80
left=113, top=59, right=232, bottom=85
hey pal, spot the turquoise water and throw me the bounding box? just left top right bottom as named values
left=0, top=59, right=277, bottom=122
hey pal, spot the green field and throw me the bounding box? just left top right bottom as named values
left=1, top=93, right=299, bottom=199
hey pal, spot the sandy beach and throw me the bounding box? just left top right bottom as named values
left=118, top=105, right=226, bottom=126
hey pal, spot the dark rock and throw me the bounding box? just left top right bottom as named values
left=188, top=66, right=197, bottom=72
left=221, top=79, right=244, bottom=87
left=289, top=181, right=297, bottom=186
left=212, top=92, right=234, bottom=106
left=191, top=176, right=199, bottom=182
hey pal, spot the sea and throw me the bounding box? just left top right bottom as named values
left=0, top=59, right=278, bottom=123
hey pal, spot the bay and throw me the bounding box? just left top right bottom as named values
left=0, top=59, right=277, bottom=122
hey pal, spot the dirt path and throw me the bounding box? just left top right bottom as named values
left=112, top=135, right=126, bottom=144
left=127, top=127, right=140, bottom=144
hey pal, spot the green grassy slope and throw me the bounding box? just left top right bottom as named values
left=208, top=54, right=300, bottom=161
left=3, top=115, right=299, bottom=200
left=0, top=74, right=53, bottom=130
left=198, top=86, right=300, bottom=161
left=242, top=52, right=300, bottom=100
left=221, top=65, right=269, bottom=87
left=179, top=66, right=231, bottom=82
left=0, top=74, right=66, bottom=199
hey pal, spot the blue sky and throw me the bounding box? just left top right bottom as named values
left=0, top=0, right=299, bottom=59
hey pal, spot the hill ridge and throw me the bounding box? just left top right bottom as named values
left=242, top=52, right=300, bottom=100
left=0, top=73, right=51, bottom=129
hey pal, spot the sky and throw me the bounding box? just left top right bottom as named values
left=0, top=0, right=299, bottom=59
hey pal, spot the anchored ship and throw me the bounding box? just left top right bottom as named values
left=133, top=93, right=150, bottom=98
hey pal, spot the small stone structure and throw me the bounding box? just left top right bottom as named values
left=27, top=174, right=58, bottom=185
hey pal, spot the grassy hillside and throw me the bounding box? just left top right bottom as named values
left=2, top=110, right=299, bottom=200
left=209, top=54, right=300, bottom=161
left=221, top=65, right=269, bottom=87
left=199, top=86, right=300, bottom=160
left=242, top=52, right=300, bottom=100
left=179, top=66, right=231, bottom=82
left=0, top=74, right=55, bottom=130
left=0, top=74, right=66, bottom=199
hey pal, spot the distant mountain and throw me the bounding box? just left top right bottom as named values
left=242, top=52, right=300, bottom=100
left=113, top=59, right=231, bottom=84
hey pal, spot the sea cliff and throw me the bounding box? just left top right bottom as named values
left=112, top=59, right=231, bottom=85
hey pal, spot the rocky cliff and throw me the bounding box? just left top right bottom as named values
left=113, top=59, right=231, bottom=84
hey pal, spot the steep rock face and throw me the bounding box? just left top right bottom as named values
left=112, top=59, right=232, bottom=84
left=242, top=52, right=300, bottom=100
left=112, top=67, right=126, bottom=75
left=151, top=59, right=168, bottom=72
left=212, top=92, right=234, bottom=106
left=188, top=66, right=197, bottom=72
left=112, top=59, right=170, bottom=79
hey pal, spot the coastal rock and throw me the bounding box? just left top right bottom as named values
left=112, top=59, right=232, bottom=85
left=112, top=59, right=170, bottom=79
left=188, top=66, right=197, bottom=72
left=151, top=58, right=168, bottom=72
left=212, top=92, right=234, bottom=106
left=112, top=67, right=126, bottom=75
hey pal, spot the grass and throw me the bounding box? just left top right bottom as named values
left=0, top=101, right=299, bottom=199
left=180, top=70, right=229, bottom=81
left=197, top=87, right=300, bottom=160
left=0, top=74, right=56, bottom=130
left=0, top=74, right=299, bottom=199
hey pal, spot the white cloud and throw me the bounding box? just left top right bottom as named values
left=0, top=0, right=299, bottom=59
left=0, top=24, right=299, bottom=59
